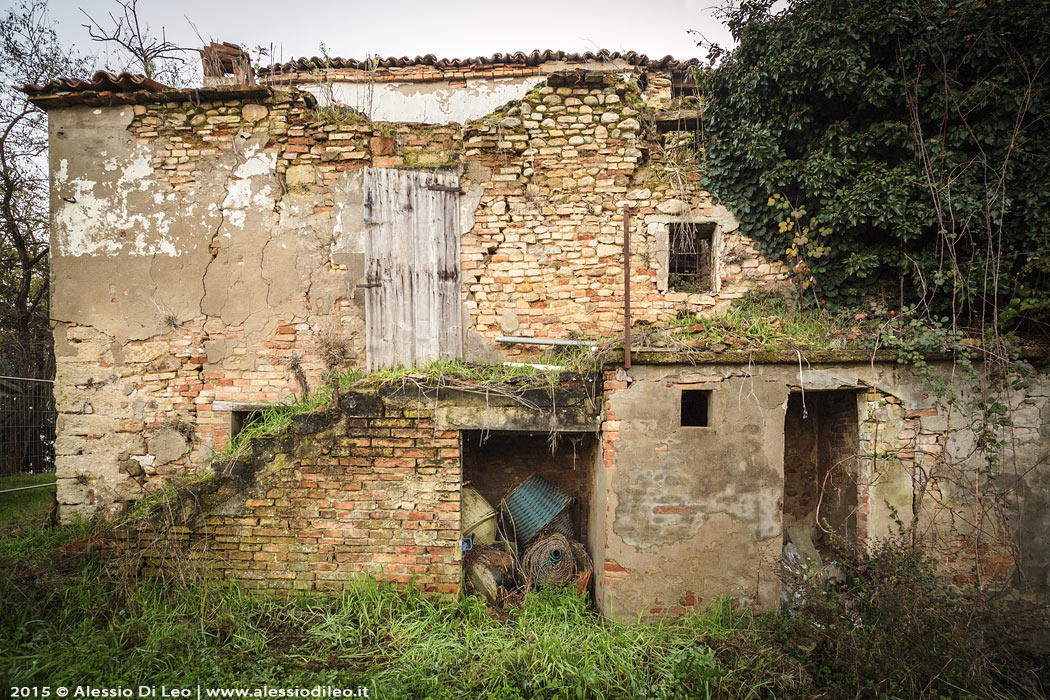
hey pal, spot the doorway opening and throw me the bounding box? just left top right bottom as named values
left=462, top=431, right=596, bottom=542
left=460, top=431, right=597, bottom=603
left=783, top=390, right=860, bottom=557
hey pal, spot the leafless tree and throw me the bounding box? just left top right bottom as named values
left=0, top=0, right=92, bottom=379
left=0, top=1, right=92, bottom=473
left=81, top=0, right=193, bottom=85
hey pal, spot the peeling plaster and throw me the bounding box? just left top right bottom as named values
left=307, top=77, right=548, bottom=124
left=52, top=110, right=182, bottom=258
left=233, top=145, right=277, bottom=178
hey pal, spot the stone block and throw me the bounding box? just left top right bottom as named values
left=284, top=164, right=316, bottom=192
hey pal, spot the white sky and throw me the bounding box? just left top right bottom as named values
left=31, top=0, right=734, bottom=75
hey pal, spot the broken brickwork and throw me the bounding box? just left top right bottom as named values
left=114, top=393, right=462, bottom=593
left=38, top=64, right=785, bottom=520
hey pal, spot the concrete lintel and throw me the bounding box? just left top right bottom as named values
left=606, top=347, right=1046, bottom=366
left=212, top=401, right=274, bottom=412
left=435, top=404, right=598, bottom=432
left=616, top=349, right=922, bottom=366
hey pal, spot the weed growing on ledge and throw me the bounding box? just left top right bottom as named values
left=181, top=359, right=589, bottom=479
left=637, top=290, right=1012, bottom=358
left=353, top=359, right=562, bottom=390
left=639, top=290, right=860, bottom=351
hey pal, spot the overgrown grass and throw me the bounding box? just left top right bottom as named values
left=0, top=527, right=765, bottom=698
left=0, top=518, right=92, bottom=567
left=641, top=290, right=863, bottom=351
left=1, top=522, right=1045, bottom=699
left=0, top=472, right=56, bottom=536
left=352, top=358, right=570, bottom=390
left=638, top=289, right=990, bottom=358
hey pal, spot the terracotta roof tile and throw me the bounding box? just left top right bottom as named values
left=263, top=49, right=697, bottom=74
left=16, top=70, right=169, bottom=97
left=18, top=49, right=698, bottom=106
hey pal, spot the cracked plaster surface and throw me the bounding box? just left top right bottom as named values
left=50, top=108, right=366, bottom=350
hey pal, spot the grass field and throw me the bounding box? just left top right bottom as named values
left=0, top=472, right=55, bottom=535
left=0, top=476, right=1045, bottom=699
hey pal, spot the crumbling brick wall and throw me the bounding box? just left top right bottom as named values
left=115, top=394, right=461, bottom=593
left=460, top=73, right=788, bottom=346
left=856, top=385, right=1042, bottom=590
left=46, top=72, right=785, bottom=520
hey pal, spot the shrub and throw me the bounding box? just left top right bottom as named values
left=779, top=534, right=1049, bottom=699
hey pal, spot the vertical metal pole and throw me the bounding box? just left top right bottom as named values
left=623, top=208, right=631, bottom=369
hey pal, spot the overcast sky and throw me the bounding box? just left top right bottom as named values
left=34, top=0, right=733, bottom=74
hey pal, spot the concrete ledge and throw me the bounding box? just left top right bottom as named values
left=607, top=348, right=1047, bottom=366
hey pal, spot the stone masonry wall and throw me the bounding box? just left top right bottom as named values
left=115, top=394, right=461, bottom=593
left=49, top=71, right=786, bottom=520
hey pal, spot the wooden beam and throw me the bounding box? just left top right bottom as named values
left=654, top=108, right=702, bottom=132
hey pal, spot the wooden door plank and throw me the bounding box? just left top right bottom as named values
left=364, top=167, right=463, bottom=370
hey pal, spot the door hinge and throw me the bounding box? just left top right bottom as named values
left=425, top=184, right=464, bottom=194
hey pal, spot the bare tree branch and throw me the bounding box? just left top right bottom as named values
left=0, top=0, right=92, bottom=377
left=81, top=0, right=189, bottom=82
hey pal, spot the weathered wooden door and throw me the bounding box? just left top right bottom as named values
left=363, top=167, right=463, bottom=370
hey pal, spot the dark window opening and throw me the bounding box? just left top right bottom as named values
left=231, top=410, right=264, bottom=438
left=681, top=390, right=710, bottom=427
left=669, top=223, right=715, bottom=293
left=671, top=71, right=700, bottom=100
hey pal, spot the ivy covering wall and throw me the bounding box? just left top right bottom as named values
left=699, top=0, right=1049, bottom=328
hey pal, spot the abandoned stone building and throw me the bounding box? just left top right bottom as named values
left=20, top=47, right=1050, bottom=621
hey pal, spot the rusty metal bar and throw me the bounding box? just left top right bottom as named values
left=425, top=184, right=464, bottom=194
left=624, top=207, right=632, bottom=370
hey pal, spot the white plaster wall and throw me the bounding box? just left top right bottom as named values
left=304, top=77, right=547, bottom=124
left=51, top=106, right=191, bottom=257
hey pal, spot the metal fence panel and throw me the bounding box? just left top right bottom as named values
left=0, top=376, right=56, bottom=475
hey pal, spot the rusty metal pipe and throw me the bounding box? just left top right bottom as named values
left=624, top=208, right=631, bottom=370
left=495, top=336, right=598, bottom=347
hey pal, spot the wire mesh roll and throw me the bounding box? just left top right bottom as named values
left=520, top=533, right=592, bottom=589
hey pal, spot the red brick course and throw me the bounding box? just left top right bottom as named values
left=115, top=398, right=461, bottom=594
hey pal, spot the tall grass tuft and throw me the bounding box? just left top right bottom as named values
left=2, top=525, right=1045, bottom=699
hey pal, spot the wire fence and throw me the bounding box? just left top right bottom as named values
left=0, top=376, right=56, bottom=476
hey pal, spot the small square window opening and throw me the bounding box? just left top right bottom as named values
left=669, top=223, right=715, bottom=293
left=681, top=390, right=710, bottom=427
left=231, top=410, right=264, bottom=438
left=671, top=71, right=701, bottom=100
